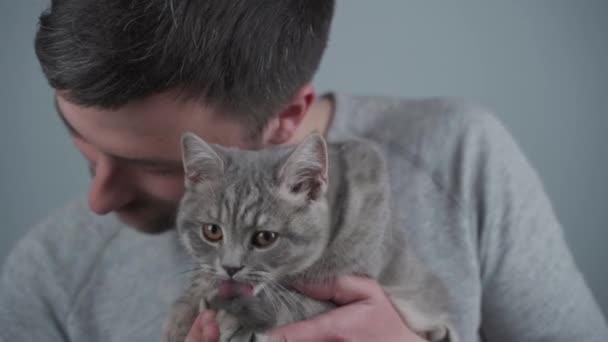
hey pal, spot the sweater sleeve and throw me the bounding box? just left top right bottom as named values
left=0, top=230, right=70, bottom=342
left=466, top=110, right=608, bottom=341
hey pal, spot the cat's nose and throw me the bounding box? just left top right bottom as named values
left=223, top=265, right=244, bottom=277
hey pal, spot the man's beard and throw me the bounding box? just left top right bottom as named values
left=115, top=197, right=179, bottom=234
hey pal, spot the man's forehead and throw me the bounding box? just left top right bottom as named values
left=55, top=93, right=185, bottom=134
left=54, top=93, right=252, bottom=162
left=54, top=98, right=81, bottom=137
left=54, top=94, right=186, bottom=164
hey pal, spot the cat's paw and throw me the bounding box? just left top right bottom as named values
left=252, top=333, right=269, bottom=342
left=216, top=310, right=242, bottom=342
left=210, top=295, right=276, bottom=331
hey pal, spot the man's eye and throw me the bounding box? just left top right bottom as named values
left=144, top=167, right=181, bottom=176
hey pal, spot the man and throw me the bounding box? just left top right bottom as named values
left=1, top=1, right=606, bottom=341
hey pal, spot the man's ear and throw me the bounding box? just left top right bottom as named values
left=264, top=83, right=315, bottom=145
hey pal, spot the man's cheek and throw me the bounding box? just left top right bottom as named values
left=140, top=176, right=185, bottom=201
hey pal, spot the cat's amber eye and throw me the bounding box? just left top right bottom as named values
left=201, top=223, right=223, bottom=242
left=252, top=231, right=278, bottom=248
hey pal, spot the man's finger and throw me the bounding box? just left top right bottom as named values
left=200, top=310, right=220, bottom=342
left=185, top=310, right=220, bottom=342
left=293, top=274, right=381, bottom=305
left=184, top=314, right=204, bottom=342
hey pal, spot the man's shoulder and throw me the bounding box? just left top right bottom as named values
left=12, top=198, right=121, bottom=254
left=334, top=93, right=507, bottom=165
left=332, top=93, right=525, bottom=203
left=2, top=198, right=122, bottom=293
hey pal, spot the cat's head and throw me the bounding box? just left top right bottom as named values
left=176, top=132, right=331, bottom=292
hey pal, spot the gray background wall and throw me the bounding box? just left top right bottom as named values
left=1, top=0, right=606, bottom=316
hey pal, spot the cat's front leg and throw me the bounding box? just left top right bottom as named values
left=215, top=309, right=257, bottom=342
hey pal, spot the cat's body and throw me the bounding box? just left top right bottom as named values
left=162, top=133, right=456, bottom=342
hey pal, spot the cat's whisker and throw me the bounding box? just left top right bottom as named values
left=177, top=263, right=215, bottom=272
left=253, top=278, right=290, bottom=319
left=260, top=284, right=281, bottom=318
left=274, top=283, right=303, bottom=311
left=176, top=267, right=214, bottom=277
left=267, top=281, right=305, bottom=320
left=243, top=272, right=300, bottom=316
left=177, top=267, right=217, bottom=277
left=273, top=289, right=304, bottom=322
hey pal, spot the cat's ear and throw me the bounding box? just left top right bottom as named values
left=181, top=132, right=224, bottom=185
left=278, top=132, right=328, bottom=202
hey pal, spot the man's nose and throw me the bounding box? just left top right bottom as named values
left=87, top=156, right=134, bottom=215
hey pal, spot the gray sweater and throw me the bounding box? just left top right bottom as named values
left=1, top=94, right=606, bottom=341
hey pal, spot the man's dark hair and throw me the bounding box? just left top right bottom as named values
left=35, top=0, right=335, bottom=134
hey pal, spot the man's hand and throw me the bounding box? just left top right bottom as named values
left=190, top=275, right=426, bottom=342
left=267, top=275, right=426, bottom=342
left=185, top=310, right=220, bottom=342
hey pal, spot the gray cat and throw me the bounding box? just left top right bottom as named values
left=162, top=132, right=457, bottom=342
